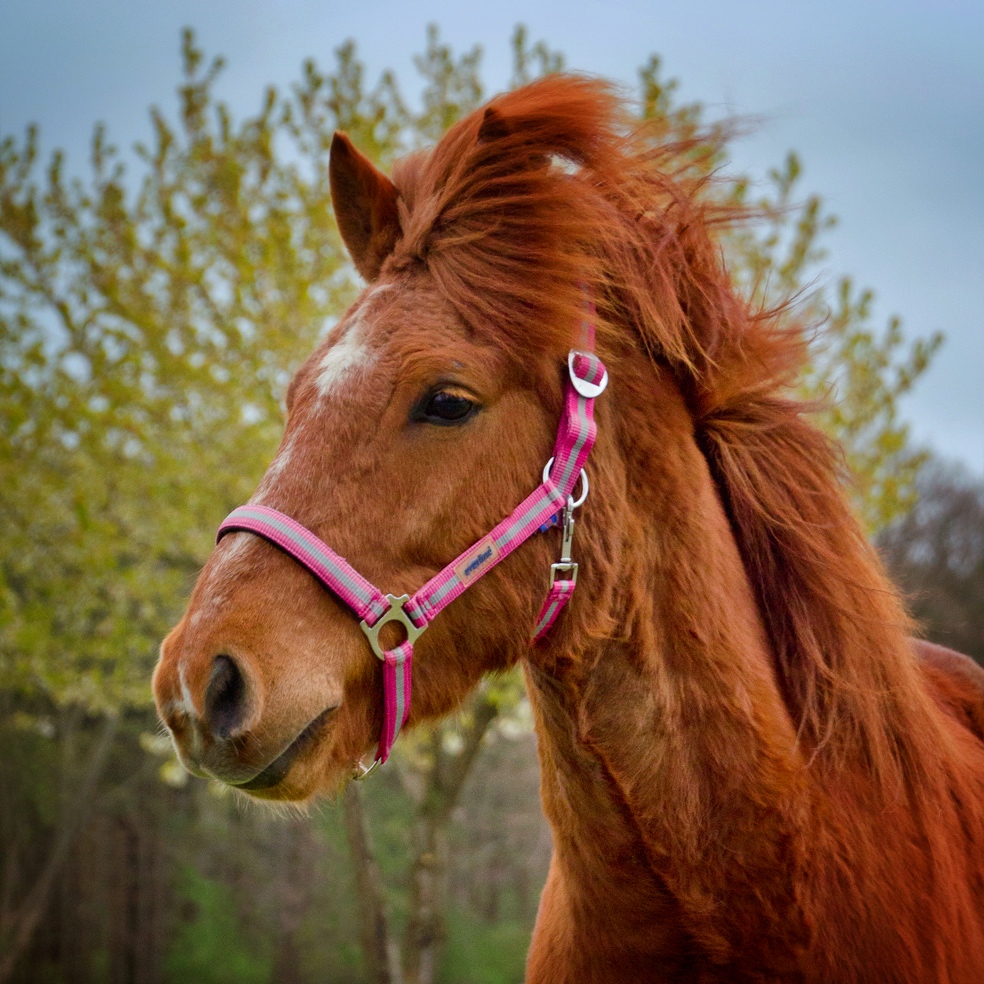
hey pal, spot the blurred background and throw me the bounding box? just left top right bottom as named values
left=1, top=3, right=982, bottom=983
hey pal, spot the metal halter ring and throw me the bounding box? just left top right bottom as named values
left=542, top=458, right=589, bottom=509
left=359, top=594, right=426, bottom=660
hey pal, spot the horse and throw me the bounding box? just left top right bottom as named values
left=153, top=75, right=984, bottom=982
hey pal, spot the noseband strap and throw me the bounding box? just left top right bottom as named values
left=217, top=323, right=607, bottom=776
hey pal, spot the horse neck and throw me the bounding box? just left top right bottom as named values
left=523, top=366, right=812, bottom=970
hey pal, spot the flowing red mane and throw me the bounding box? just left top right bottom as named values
left=386, top=75, right=952, bottom=790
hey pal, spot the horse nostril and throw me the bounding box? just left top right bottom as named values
left=204, top=655, right=249, bottom=740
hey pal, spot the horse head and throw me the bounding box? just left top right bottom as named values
left=152, top=84, right=622, bottom=799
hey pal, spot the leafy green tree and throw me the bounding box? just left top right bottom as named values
left=0, top=29, right=351, bottom=978
left=164, top=869, right=273, bottom=984
left=726, top=152, right=942, bottom=531
left=879, top=458, right=984, bottom=665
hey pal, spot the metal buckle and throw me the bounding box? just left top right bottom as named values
left=359, top=594, right=426, bottom=661
left=549, top=501, right=579, bottom=587
left=550, top=561, right=578, bottom=587
left=568, top=350, right=609, bottom=399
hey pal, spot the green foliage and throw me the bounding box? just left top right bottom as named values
left=413, top=24, right=485, bottom=142
left=0, top=701, right=62, bottom=837
left=509, top=25, right=565, bottom=89
left=725, top=150, right=942, bottom=530
left=0, top=29, right=349, bottom=710
left=805, top=280, right=941, bottom=531
left=164, top=869, right=273, bottom=984
left=439, top=909, right=529, bottom=984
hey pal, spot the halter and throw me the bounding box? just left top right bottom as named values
left=216, top=314, right=608, bottom=779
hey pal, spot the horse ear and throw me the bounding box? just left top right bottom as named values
left=476, top=106, right=552, bottom=172
left=477, top=106, right=512, bottom=144
left=329, top=132, right=401, bottom=282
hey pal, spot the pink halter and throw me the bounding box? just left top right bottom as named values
left=217, top=315, right=608, bottom=778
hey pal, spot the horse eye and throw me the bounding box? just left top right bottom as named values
left=416, top=391, right=478, bottom=426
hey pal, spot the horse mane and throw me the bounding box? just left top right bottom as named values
left=385, top=74, right=955, bottom=793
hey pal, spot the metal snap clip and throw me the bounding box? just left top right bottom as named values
left=352, top=756, right=382, bottom=782
left=549, top=500, right=579, bottom=587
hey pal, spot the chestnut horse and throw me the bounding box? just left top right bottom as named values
left=154, top=76, right=984, bottom=981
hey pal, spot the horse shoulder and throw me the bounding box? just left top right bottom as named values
left=913, top=638, right=984, bottom=742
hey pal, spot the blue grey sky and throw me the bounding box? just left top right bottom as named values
left=2, top=0, right=982, bottom=473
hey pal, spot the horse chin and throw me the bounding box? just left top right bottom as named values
left=231, top=738, right=347, bottom=802
left=238, top=756, right=329, bottom=802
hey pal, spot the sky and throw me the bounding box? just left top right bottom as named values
left=2, top=0, right=982, bottom=474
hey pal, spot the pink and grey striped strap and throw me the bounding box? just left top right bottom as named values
left=532, top=579, right=577, bottom=640
left=216, top=341, right=607, bottom=772
left=217, top=505, right=391, bottom=623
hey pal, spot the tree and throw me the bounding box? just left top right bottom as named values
left=0, top=22, right=943, bottom=982
left=879, top=458, right=984, bottom=666
left=724, top=153, right=942, bottom=531
left=0, top=30, right=351, bottom=975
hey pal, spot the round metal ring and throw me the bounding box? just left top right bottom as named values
left=569, top=469, right=589, bottom=508
left=352, top=757, right=382, bottom=782
left=541, top=458, right=589, bottom=509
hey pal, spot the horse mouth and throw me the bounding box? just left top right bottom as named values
left=232, top=707, right=336, bottom=791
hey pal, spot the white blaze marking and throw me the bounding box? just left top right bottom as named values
left=212, top=534, right=252, bottom=570
left=363, top=283, right=394, bottom=304
left=316, top=312, right=372, bottom=398
left=550, top=153, right=581, bottom=176
left=189, top=537, right=246, bottom=627
left=253, top=283, right=392, bottom=498
left=259, top=430, right=299, bottom=484
left=315, top=284, right=392, bottom=399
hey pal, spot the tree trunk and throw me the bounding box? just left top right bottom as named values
left=342, top=782, right=401, bottom=984
left=402, top=792, right=449, bottom=984
left=271, top=820, right=318, bottom=984
left=0, top=712, right=118, bottom=984
left=344, top=688, right=500, bottom=984
left=402, top=693, right=500, bottom=984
